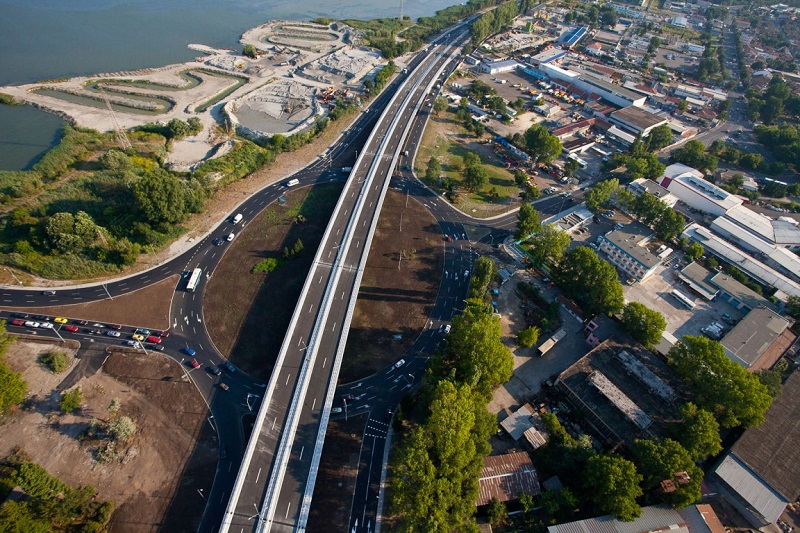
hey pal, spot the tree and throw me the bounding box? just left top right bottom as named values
left=0, top=362, right=26, bottom=414
left=539, top=488, right=578, bottom=520
left=677, top=402, right=722, bottom=461
left=786, top=295, right=800, bottom=320
left=166, top=118, right=192, bottom=139
left=599, top=6, right=618, bottom=27
left=757, top=368, right=783, bottom=398
left=584, top=454, right=642, bottom=521
left=515, top=203, right=540, bottom=240
left=739, top=152, right=763, bottom=170
left=517, top=326, right=540, bottom=348
left=488, top=498, right=507, bottom=527
left=433, top=96, right=448, bottom=114
left=525, top=223, right=571, bottom=267
left=39, top=351, right=69, bottom=373
left=668, top=336, right=773, bottom=428
left=108, top=398, right=121, bottom=417
left=109, top=416, right=137, bottom=442
left=523, top=124, right=562, bottom=164
left=620, top=302, right=666, bottom=347
left=646, top=124, right=673, bottom=151
left=669, top=140, right=717, bottom=174
left=133, top=169, right=187, bottom=225
left=242, top=44, right=257, bottom=58
left=684, top=241, right=704, bottom=261
left=463, top=163, right=488, bottom=192
left=632, top=438, right=703, bottom=509
left=514, top=170, right=529, bottom=188
left=469, top=256, right=498, bottom=299
left=585, top=178, right=619, bottom=213
left=60, top=387, right=83, bottom=413
left=564, top=158, right=580, bottom=178
left=555, top=247, right=624, bottom=316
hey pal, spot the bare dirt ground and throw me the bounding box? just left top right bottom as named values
left=1, top=275, right=177, bottom=330
left=203, top=182, right=342, bottom=381
left=341, top=188, right=443, bottom=383
left=1, top=342, right=214, bottom=532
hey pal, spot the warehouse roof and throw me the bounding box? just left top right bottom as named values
left=721, top=306, right=793, bottom=368
left=477, top=452, right=540, bottom=506
left=610, top=105, right=668, bottom=131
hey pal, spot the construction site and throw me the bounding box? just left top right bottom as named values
left=0, top=19, right=385, bottom=169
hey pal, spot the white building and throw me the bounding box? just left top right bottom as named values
left=658, top=164, right=742, bottom=216
left=480, top=59, right=520, bottom=75
left=627, top=178, right=679, bottom=208
left=538, top=63, right=647, bottom=108
left=597, top=223, right=663, bottom=282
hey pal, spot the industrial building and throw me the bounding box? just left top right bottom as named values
left=720, top=307, right=795, bottom=371
left=559, top=26, right=588, bottom=48
left=627, top=178, right=679, bottom=208
left=609, top=105, right=669, bottom=136
left=547, top=503, right=725, bottom=533
left=676, top=262, right=779, bottom=313
left=711, top=205, right=800, bottom=260
left=479, top=59, right=520, bottom=75
left=597, top=222, right=664, bottom=282
left=538, top=63, right=647, bottom=108
left=710, top=371, right=800, bottom=527
left=499, top=403, right=550, bottom=450
left=477, top=451, right=541, bottom=506
left=658, top=164, right=742, bottom=217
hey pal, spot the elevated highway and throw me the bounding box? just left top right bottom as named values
left=220, top=26, right=471, bottom=533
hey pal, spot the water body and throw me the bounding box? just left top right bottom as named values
left=0, top=0, right=457, bottom=170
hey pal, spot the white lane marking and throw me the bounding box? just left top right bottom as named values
left=285, top=374, right=291, bottom=385
left=255, top=467, right=262, bottom=484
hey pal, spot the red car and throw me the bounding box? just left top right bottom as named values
left=11, top=319, right=25, bottom=326
left=146, top=335, right=162, bottom=344
left=189, top=359, right=201, bottom=369
left=158, top=330, right=170, bottom=338
left=63, top=325, right=79, bottom=332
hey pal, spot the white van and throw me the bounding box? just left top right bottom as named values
left=232, top=213, right=243, bottom=224
left=286, top=178, right=299, bottom=187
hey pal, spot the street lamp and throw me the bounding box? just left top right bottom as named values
left=343, top=398, right=348, bottom=422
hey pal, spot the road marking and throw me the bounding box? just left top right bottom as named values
left=332, top=322, right=336, bottom=331
left=322, top=357, right=327, bottom=368
left=272, top=417, right=277, bottom=431
left=299, top=446, right=305, bottom=461
left=255, top=467, right=262, bottom=484
left=285, top=374, right=291, bottom=385
left=285, top=502, right=291, bottom=519
left=308, top=303, right=313, bottom=313
left=312, top=398, right=316, bottom=410
left=297, top=337, right=303, bottom=346
left=341, top=291, right=345, bottom=300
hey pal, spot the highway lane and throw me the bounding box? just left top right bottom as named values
left=220, top=28, right=472, bottom=533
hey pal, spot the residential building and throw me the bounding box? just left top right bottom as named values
left=627, top=178, right=679, bottom=208
left=477, top=451, right=540, bottom=506
left=658, top=164, right=742, bottom=216
left=598, top=222, right=663, bottom=282
left=720, top=307, right=795, bottom=371
left=548, top=503, right=724, bottom=533
left=609, top=106, right=669, bottom=136
left=710, top=371, right=800, bottom=527
left=586, top=42, right=604, bottom=56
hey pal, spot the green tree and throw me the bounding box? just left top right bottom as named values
left=242, top=44, right=258, bottom=58
left=584, top=454, right=642, bottom=521
left=677, top=402, right=722, bottom=461
left=488, top=498, right=507, bottom=527
left=517, top=326, right=540, bottom=348
left=669, top=140, right=717, bottom=173
left=166, top=118, right=192, bottom=139
left=539, top=488, right=578, bottom=520
left=39, top=351, right=69, bottom=373
left=585, top=178, right=619, bottom=213
left=463, top=163, right=488, bottom=192
left=523, top=124, right=563, bottom=164
left=514, top=170, right=529, bottom=188
left=555, top=247, right=625, bottom=316
left=433, top=96, right=448, bottom=114
left=564, top=158, right=580, bottom=178
left=525, top=223, right=571, bottom=267
left=739, top=152, right=763, bottom=170
left=99, top=149, right=131, bottom=170
left=668, top=336, right=773, bottom=428
left=133, top=169, right=186, bottom=225
left=426, top=157, right=442, bottom=180
left=620, top=302, right=666, bottom=347
left=684, top=241, right=704, bottom=262
left=646, top=124, right=673, bottom=151
left=515, top=203, right=540, bottom=240
left=785, top=295, right=800, bottom=320
left=632, top=438, right=703, bottom=509
left=60, top=387, right=83, bottom=413
left=757, top=368, right=783, bottom=398
left=469, top=256, right=498, bottom=298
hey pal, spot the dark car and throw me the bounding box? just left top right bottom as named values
left=213, top=238, right=224, bottom=246
left=222, top=361, right=236, bottom=373
left=83, top=328, right=95, bottom=334
left=158, top=330, right=170, bottom=338
left=208, top=367, right=222, bottom=376
left=75, top=320, right=89, bottom=326
left=108, top=323, right=122, bottom=330
left=42, top=290, right=56, bottom=296
left=33, top=315, right=49, bottom=321
left=342, top=394, right=355, bottom=401
left=11, top=313, right=29, bottom=319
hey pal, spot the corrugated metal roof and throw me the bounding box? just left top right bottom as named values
left=477, top=451, right=540, bottom=506
left=548, top=504, right=693, bottom=533
left=714, top=454, right=788, bottom=524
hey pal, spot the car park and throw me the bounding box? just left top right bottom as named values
left=132, top=334, right=145, bottom=341
left=189, top=359, right=201, bottom=369
left=63, top=325, right=79, bottom=332
left=183, top=347, right=196, bottom=357
left=54, top=317, right=68, bottom=324
left=106, top=331, right=121, bottom=337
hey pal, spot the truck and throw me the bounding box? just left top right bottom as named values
left=538, top=329, right=567, bottom=356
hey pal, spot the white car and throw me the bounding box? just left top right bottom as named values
left=444, top=324, right=452, bottom=334
left=24, top=321, right=40, bottom=328
left=394, top=359, right=406, bottom=368
left=38, top=322, right=54, bottom=329
left=331, top=407, right=343, bottom=414
left=226, top=233, right=235, bottom=242
left=106, top=330, right=121, bottom=337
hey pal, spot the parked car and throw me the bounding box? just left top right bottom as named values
left=147, top=344, right=165, bottom=351
left=132, top=334, right=145, bottom=341
left=721, top=313, right=736, bottom=325
left=107, top=330, right=121, bottom=337
left=134, top=328, right=150, bottom=336
left=218, top=383, right=230, bottom=391
left=208, top=367, right=222, bottom=376
left=158, top=330, right=170, bottom=338
left=25, top=321, right=40, bottom=328
left=75, top=320, right=89, bottom=326
left=108, top=324, right=122, bottom=330
left=54, top=317, right=68, bottom=324
left=126, top=340, right=138, bottom=347
left=10, top=319, right=25, bottom=326
left=331, top=407, right=343, bottom=414
left=183, top=347, right=196, bottom=357
left=189, top=359, right=201, bottom=369
left=63, top=325, right=79, bottom=332
left=146, top=335, right=162, bottom=344
left=444, top=324, right=452, bottom=334
left=11, top=313, right=29, bottom=319
left=342, top=394, right=355, bottom=401
left=38, top=322, right=54, bottom=329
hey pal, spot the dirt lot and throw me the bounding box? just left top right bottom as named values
left=0, top=341, right=215, bottom=532
left=341, top=188, right=443, bottom=383
left=1, top=274, right=177, bottom=330
left=203, top=182, right=343, bottom=381
left=415, top=111, right=520, bottom=218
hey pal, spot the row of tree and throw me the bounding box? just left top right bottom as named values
left=470, top=1, right=519, bottom=45
left=0, top=322, right=25, bottom=415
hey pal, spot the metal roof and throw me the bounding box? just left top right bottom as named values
left=677, top=262, right=719, bottom=301
left=547, top=504, right=698, bottom=533
left=720, top=307, right=791, bottom=367
left=477, top=452, right=540, bottom=506
left=714, top=454, right=789, bottom=524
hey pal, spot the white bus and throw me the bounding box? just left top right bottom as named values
left=186, top=268, right=203, bottom=292
left=671, top=289, right=696, bottom=309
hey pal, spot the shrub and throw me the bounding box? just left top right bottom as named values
left=60, top=387, right=83, bottom=413
left=39, top=351, right=70, bottom=373
left=517, top=326, right=540, bottom=348
left=252, top=257, right=280, bottom=274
